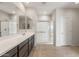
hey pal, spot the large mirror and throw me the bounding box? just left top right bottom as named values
left=0, top=14, right=18, bottom=37
left=18, top=16, right=32, bottom=29
left=27, top=17, right=33, bottom=29
left=0, top=2, right=26, bottom=37
left=0, top=20, right=9, bottom=37
left=19, top=16, right=27, bottom=29
left=18, top=16, right=34, bottom=31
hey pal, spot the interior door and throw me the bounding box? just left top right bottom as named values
left=65, top=17, right=72, bottom=45
left=37, top=21, right=50, bottom=44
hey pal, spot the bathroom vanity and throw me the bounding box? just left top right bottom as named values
left=0, top=32, right=34, bottom=57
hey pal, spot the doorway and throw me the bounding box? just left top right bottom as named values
left=36, top=21, right=50, bottom=44
left=36, top=15, right=55, bottom=45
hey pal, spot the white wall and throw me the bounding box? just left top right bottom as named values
left=56, top=8, right=79, bottom=46
left=72, top=9, right=79, bottom=46
left=51, top=10, right=56, bottom=45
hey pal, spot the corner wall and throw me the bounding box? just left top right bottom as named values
left=56, top=8, right=79, bottom=46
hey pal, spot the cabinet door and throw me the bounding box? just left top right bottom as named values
left=19, top=44, right=28, bottom=57
left=29, top=38, right=32, bottom=53
left=19, top=39, right=29, bottom=57
left=31, top=35, right=34, bottom=48
left=28, top=35, right=34, bottom=54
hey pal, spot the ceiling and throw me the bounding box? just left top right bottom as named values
left=24, top=2, right=79, bottom=15
left=0, top=2, right=79, bottom=15
left=0, top=2, right=25, bottom=15
left=0, top=2, right=17, bottom=14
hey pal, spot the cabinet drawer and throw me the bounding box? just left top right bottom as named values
left=1, top=47, right=17, bottom=57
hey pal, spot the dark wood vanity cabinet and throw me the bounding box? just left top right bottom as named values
left=31, top=35, right=34, bottom=49
left=18, top=39, right=29, bottom=57
left=1, top=35, right=35, bottom=57
left=29, top=35, right=34, bottom=54
left=1, top=47, right=17, bottom=57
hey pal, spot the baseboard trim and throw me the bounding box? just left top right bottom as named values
left=56, top=44, right=79, bottom=47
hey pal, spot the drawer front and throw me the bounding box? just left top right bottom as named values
left=19, top=39, right=28, bottom=49
left=19, top=44, right=28, bottom=57
left=1, top=47, right=17, bottom=57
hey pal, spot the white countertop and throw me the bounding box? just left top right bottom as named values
left=0, top=31, right=35, bottom=56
